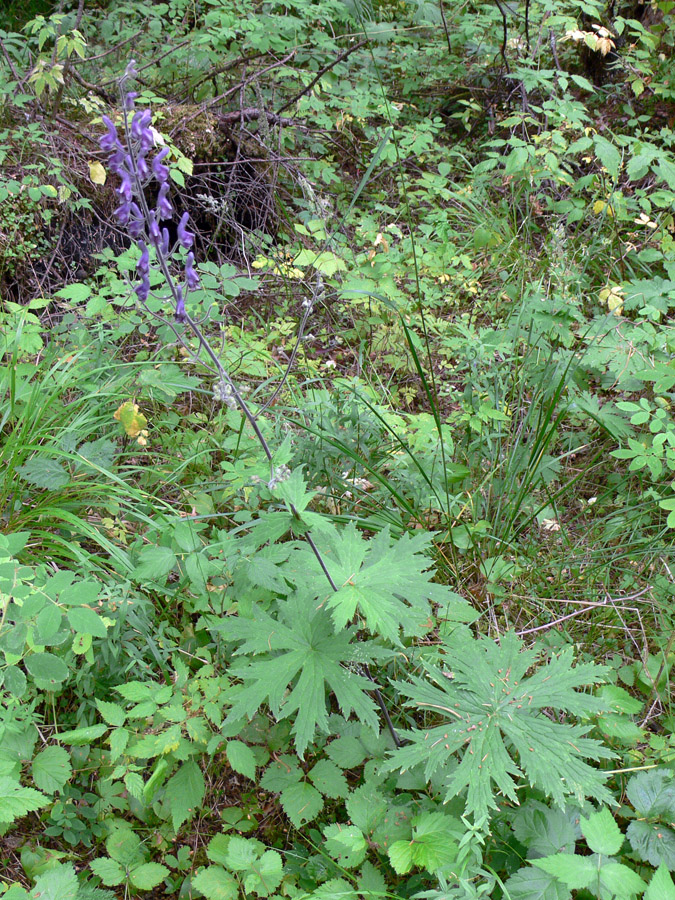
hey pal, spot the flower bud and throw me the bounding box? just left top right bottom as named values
left=175, top=285, right=186, bottom=322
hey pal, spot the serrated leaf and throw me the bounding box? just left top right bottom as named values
left=243, top=850, right=284, bottom=897
left=67, top=606, right=108, bottom=638
left=220, top=593, right=379, bottom=755
left=533, top=854, right=596, bottom=890
left=57, top=724, right=108, bottom=745
left=226, top=740, right=256, bottom=780
left=389, top=628, right=613, bottom=820
left=594, top=135, right=621, bottom=178
left=627, top=819, right=675, bottom=869
left=503, top=867, right=572, bottom=900
left=224, top=836, right=260, bottom=870
left=512, top=801, right=576, bottom=857
left=164, top=760, right=205, bottom=832
left=324, top=824, right=368, bottom=868
left=109, top=727, right=129, bottom=762
left=133, top=546, right=177, bottom=582
left=280, top=781, right=323, bottom=827
left=4, top=666, right=27, bottom=698
left=129, top=862, right=169, bottom=890
left=387, top=812, right=459, bottom=875
left=626, top=769, right=675, bottom=818
left=31, top=746, right=71, bottom=792
left=24, top=652, right=69, bottom=686
left=96, top=700, right=126, bottom=727
left=309, top=759, right=349, bottom=798
left=0, top=776, right=49, bottom=823
left=295, top=524, right=447, bottom=643
left=191, top=866, right=238, bottom=900
left=30, top=862, right=78, bottom=900
left=260, top=756, right=302, bottom=792
left=580, top=807, right=623, bottom=856
left=596, top=861, right=647, bottom=897
left=388, top=840, right=414, bottom=875
left=107, top=826, right=142, bottom=866
left=326, top=735, right=367, bottom=769
left=646, top=864, right=675, bottom=900
left=17, top=457, right=70, bottom=490
left=90, top=857, right=125, bottom=886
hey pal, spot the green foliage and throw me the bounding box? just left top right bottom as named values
left=2, top=0, right=675, bottom=897
left=390, top=628, right=614, bottom=819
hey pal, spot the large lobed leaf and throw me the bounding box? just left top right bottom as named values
left=388, top=628, right=614, bottom=819
left=218, top=592, right=380, bottom=755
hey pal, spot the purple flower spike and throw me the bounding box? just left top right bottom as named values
left=135, top=274, right=150, bottom=302
left=137, top=241, right=150, bottom=277
left=117, top=168, right=133, bottom=202
left=161, top=228, right=170, bottom=256
left=177, top=212, right=194, bottom=250
left=157, top=182, right=173, bottom=220
left=175, top=286, right=186, bottom=322
left=186, top=252, right=200, bottom=291
left=152, top=147, right=170, bottom=183
left=114, top=200, right=131, bottom=225
left=128, top=202, right=144, bottom=238
left=100, top=115, right=119, bottom=152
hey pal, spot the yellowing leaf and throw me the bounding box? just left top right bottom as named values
left=114, top=401, right=148, bottom=438
left=88, top=161, right=107, bottom=185
left=593, top=200, right=606, bottom=215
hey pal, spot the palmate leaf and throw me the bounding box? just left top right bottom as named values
left=290, top=524, right=473, bottom=644
left=389, top=628, right=614, bottom=820
left=218, top=592, right=380, bottom=755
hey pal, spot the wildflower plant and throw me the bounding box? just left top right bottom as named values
left=99, top=60, right=407, bottom=749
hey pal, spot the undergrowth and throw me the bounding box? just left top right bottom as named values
left=1, top=1, right=675, bottom=899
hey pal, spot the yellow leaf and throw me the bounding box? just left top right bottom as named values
left=593, top=200, right=606, bottom=214
left=114, top=401, right=148, bottom=438
left=88, top=161, right=107, bottom=185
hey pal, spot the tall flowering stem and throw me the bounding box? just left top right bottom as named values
left=100, top=62, right=404, bottom=749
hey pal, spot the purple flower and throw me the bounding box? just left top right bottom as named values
left=137, top=241, right=149, bottom=277
left=157, top=182, right=172, bottom=220
left=185, top=252, right=200, bottom=291
left=147, top=210, right=161, bottom=244
left=108, top=147, right=125, bottom=175
left=131, top=109, right=153, bottom=152
left=128, top=202, right=144, bottom=238
left=136, top=151, right=150, bottom=180
left=124, top=90, right=138, bottom=111
left=152, top=147, right=170, bottom=183
left=175, top=286, right=186, bottom=322
left=100, top=115, right=120, bottom=152
left=177, top=212, right=194, bottom=250
left=161, top=228, right=170, bottom=256
left=135, top=274, right=150, bottom=302
left=117, top=167, right=133, bottom=202
left=114, top=200, right=131, bottom=225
